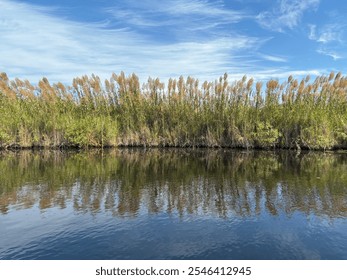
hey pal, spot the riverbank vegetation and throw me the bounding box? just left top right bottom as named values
left=0, top=71, right=347, bottom=149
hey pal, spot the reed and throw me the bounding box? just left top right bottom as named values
left=0, top=71, right=346, bottom=150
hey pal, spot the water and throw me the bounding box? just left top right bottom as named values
left=0, top=149, right=347, bottom=260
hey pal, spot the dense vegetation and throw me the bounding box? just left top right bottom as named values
left=0, top=71, right=347, bottom=149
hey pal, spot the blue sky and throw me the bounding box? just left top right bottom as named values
left=1, top=0, right=347, bottom=83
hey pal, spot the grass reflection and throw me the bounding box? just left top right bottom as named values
left=0, top=149, right=346, bottom=218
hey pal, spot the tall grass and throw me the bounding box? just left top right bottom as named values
left=0, top=71, right=347, bottom=149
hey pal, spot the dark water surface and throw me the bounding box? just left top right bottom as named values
left=1, top=149, right=347, bottom=260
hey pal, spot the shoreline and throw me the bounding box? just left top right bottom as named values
left=1, top=143, right=347, bottom=151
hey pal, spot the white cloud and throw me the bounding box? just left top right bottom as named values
left=106, top=0, right=247, bottom=38
left=309, top=23, right=343, bottom=43
left=317, top=24, right=343, bottom=44
left=161, top=0, right=244, bottom=19
left=117, top=0, right=245, bottom=19
left=260, top=54, right=287, bottom=63
left=317, top=49, right=342, bottom=60
left=257, top=0, right=320, bottom=32
left=308, top=23, right=345, bottom=60
left=226, top=69, right=325, bottom=82
left=0, top=0, right=264, bottom=84
left=308, top=24, right=317, bottom=40
left=0, top=1, right=144, bottom=81
left=0, top=0, right=329, bottom=85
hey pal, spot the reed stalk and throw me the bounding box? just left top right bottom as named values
left=0, top=72, right=346, bottom=150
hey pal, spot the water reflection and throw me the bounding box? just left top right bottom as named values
left=1, top=149, right=346, bottom=219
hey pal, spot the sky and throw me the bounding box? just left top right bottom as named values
left=1, top=0, right=347, bottom=84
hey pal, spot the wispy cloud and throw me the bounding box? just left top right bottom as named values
left=0, top=0, right=332, bottom=84
left=115, top=0, right=245, bottom=19
left=0, top=0, right=266, bottom=83
left=257, top=0, right=320, bottom=32
left=0, top=1, right=145, bottom=81
left=259, top=54, right=288, bottom=63
left=226, top=69, right=325, bottom=81
left=308, top=24, right=317, bottom=40
left=317, top=49, right=342, bottom=60
left=106, top=0, right=248, bottom=40
left=160, top=0, right=245, bottom=19
left=308, top=23, right=343, bottom=43
left=308, top=23, right=345, bottom=60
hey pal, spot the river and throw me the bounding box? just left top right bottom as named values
left=1, top=149, right=346, bottom=259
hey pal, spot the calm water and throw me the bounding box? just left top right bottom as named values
left=0, top=149, right=347, bottom=260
